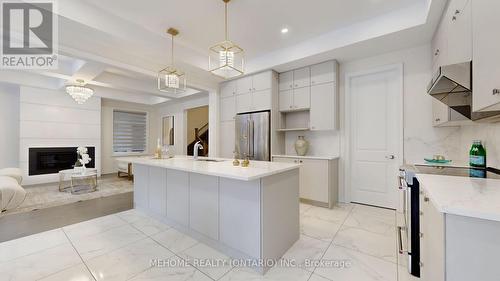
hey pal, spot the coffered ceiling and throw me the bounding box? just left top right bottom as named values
left=0, top=0, right=446, bottom=105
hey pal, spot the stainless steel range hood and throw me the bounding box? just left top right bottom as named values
left=427, top=61, right=500, bottom=121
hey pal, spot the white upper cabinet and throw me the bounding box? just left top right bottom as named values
left=279, top=90, right=294, bottom=111
left=293, top=87, right=310, bottom=110
left=279, top=71, right=293, bottom=91
left=311, top=61, right=336, bottom=85
left=472, top=0, right=500, bottom=112
left=233, top=71, right=273, bottom=113
left=220, top=80, right=237, bottom=98
left=447, top=0, right=472, bottom=65
left=293, top=67, right=310, bottom=89
left=277, top=61, right=338, bottom=129
left=431, top=16, right=448, bottom=74
left=220, top=96, right=236, bottom=121
left=310, top=82, right=337, bottom=130
left=236, top=76, right=253, bottom=95
left=252, top=72, right=272, bottom=92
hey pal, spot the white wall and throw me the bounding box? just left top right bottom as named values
left=155, top=95, right=209, bottom=156
left=0, top=84, right=20, bottom=169
left=285, top=131, right=340, bottom=157
left=19, top=86, right=102, bottom=185
left=101, top=99, right=158, bottom=174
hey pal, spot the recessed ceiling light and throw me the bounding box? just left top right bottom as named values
left=281, top=28, right=289, bottom=34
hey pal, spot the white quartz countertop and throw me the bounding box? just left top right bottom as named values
left=272, top=154, right=339, bottom=160
left=416, top=173, right=500, bottom=222
left=118, top=156, right=300, bottom=181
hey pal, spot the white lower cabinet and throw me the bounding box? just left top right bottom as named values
left=148, top=166, right=167, bottom=216
left=166, top=169, right=189, bottom=226
left=272, top=156, right=338, bottom=208
left=419, top=190, right=445, bottom=281
left=219, top=178, right=261, bottom=258
left=133, top=164, right=149, bottom=209
left=189, top=174, right=219, bottom=240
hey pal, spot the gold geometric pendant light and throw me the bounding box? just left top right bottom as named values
left=158, top=28, right=187, bottom=93
left=208, top=0, right=244, bottom=79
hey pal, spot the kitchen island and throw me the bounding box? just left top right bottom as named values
left=118, top=156, right=300, bottom=273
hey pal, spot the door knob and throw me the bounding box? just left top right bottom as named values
left=386, top=155, right=395, bottom=160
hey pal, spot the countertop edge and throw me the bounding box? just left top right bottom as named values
left=272, top=154, right=339, bottom=160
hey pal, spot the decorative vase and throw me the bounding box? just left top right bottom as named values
left=294, top=136, right=309, bottom=156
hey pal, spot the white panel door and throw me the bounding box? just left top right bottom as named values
left=279, top=90, right=294, bottom=111
left=472, top=0, right=500, bottom=111
left=252, top=71, right=271, bottom=92
left=293, top=67, right=310, bottom=89
left=293, top=87, right=310, bottom=110
left=220, top=96, right=236, bottom=121
left=279, top=71, right=293, bottom=91
left=310, top=82, right=336, bottom=130
left=189, top=173, right=219, bottom=240
left=236, top=92, right=252, bottom=113
left=348, top=66, right=402, bottom=209
left=311, top=61, right=336, bottom=85
left=252, top=89, right=272, bottom=112
left=166, top=170, right=189, bottom=226
left=219, top=121, right=235, bottom=158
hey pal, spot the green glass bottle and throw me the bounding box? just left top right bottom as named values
left=469, top=140, right=486, bottom=168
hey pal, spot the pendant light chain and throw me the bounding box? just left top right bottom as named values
left=225, top=1, right=228, bottom=41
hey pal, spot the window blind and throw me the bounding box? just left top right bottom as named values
left=113, top=110, right=147, bottom=153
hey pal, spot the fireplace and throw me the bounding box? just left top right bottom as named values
left=28, top=147, right=95, bottom=176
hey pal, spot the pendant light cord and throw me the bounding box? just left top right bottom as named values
left=171, top=33, right=174, bottom=65
left=224, top=2, right=228, bottom=41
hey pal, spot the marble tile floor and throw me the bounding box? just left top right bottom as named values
left=0, top=203, right=398, bottom=281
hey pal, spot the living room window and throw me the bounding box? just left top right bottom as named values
left=113, top=110, right=148, bottom=155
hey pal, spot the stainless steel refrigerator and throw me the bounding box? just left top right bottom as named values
left=235, top=111, right=270, bottom=161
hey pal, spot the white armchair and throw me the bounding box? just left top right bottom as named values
left=0, top=175, right=26, bottom=212
left=0, top=168, right=23, bottom=184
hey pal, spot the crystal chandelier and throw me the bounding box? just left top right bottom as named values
left=65, top=79, right=94, bottom=104
left=158, top=28, right=186, bottom=93
left=208, top=0, right=244, bottom=79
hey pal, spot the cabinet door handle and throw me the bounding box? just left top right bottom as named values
left=434, top=49, right=440, bottom=56
left=299, top=160, right=303, bottom=163
left=493, top=89, right=500, bottom=95
left=435, top=118, right=441, bottom=122
left=424, top=196, right=429, bottom=202
left=289, top=105, right=292, bottom=109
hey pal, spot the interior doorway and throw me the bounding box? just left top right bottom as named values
left=186, top=105, right=209, bottom=156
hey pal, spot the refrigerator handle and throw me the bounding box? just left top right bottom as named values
left=250, top=120, right=255, bottom=157
left=246, top=119, right=251, bottom=156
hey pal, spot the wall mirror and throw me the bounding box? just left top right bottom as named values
left=162, top=116, right=174, bottom=146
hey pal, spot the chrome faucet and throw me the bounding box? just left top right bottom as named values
left=193, top=141, right=204, bottom=160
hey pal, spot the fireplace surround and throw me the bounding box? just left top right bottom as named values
left=28, top=147, right=96, bottom=176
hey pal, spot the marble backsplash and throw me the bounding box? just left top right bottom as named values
left=405, top=122, right=500, bottom=168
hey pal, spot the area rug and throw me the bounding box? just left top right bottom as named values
left=2, top=175, right=133, bottom=216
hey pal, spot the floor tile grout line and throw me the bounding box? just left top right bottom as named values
left=61, top=228, right=98, bottom=281
left=0, top=229, right=70, bottom=264
left=148, top=233, right=218, bottom=281
left=308, top=204, right=355, bottom=280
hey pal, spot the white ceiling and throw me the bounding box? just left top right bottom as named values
left=0, top=0, right=445, bottom=105
left=81, top=0, right=421, bottom=59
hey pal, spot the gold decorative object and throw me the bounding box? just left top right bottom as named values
left=232, top=151, right=240, bottom=166
left=208, top=0, right=244, bottom=79
left=241, top=153, right=250, bottom=167
left=158, top=28, right=186, bottom=93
